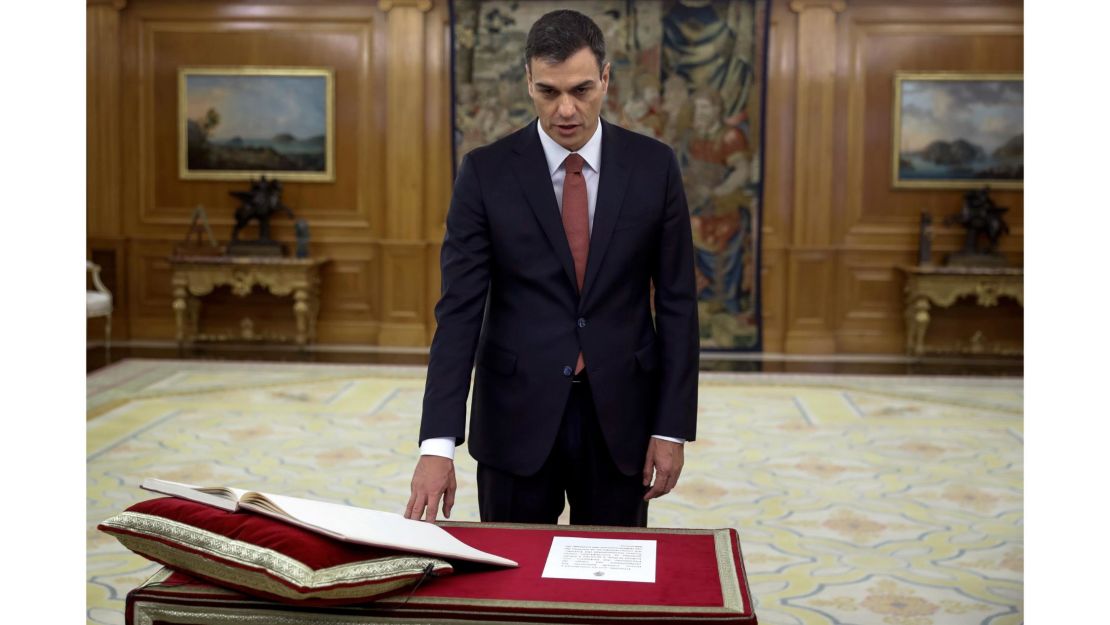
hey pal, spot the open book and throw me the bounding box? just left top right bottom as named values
left=141, top=478, right=516, bottom=568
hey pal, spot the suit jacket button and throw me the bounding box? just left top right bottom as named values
left=577, top=318, right=587, bottom=328
left=562, top=366, right=573, bottom=377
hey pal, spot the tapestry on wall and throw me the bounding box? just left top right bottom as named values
left=452, top=0, right=767, bottom=350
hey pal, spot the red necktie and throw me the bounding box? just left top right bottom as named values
left=562, top=153, right=589, bottom=373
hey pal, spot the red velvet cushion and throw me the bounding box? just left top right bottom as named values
left=98, top=497, right=452, bottom=605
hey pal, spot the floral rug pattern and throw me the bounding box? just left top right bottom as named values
left=87, top=359, right=1022, bottom=624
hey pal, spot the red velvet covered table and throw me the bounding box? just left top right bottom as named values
left=126, top=522, right=758, bottom=624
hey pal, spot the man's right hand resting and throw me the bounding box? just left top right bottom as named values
left=405, top=455, right=456, bottom=522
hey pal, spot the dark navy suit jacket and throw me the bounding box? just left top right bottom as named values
left=420, top=118, right=699, bottom=477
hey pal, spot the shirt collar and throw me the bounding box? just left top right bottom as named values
left=536, top=118, right=602, bottom=176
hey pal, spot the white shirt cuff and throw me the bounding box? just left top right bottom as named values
left=419, top=437, right=456, bottom=460
left=652, top=434, right=685, bottom=444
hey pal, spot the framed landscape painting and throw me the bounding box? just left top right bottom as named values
left=179, top=67, right=335, bottom=182
left=892, top=72, right=1022, bottom=189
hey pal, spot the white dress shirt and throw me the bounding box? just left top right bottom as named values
left=420, top=120, right=683, bottom=460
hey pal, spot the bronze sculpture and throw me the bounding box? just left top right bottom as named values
left=228, top=176, right=295, bottom=256
left=944, top=186, right=1010, bottom=266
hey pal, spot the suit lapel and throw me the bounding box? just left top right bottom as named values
left=511, top=122, right=578, bottom=292
left=581, top=118, right=631, bottom=307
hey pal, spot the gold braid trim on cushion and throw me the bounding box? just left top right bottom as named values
left=102, top=512, right=450, bottom=600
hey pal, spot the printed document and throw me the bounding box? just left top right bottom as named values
left=541, top=537, right=657, bottom=583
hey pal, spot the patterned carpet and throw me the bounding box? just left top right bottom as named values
left=87, top=359, right=1023, bottom=625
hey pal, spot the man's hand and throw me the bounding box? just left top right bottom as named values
left=405, top=455, right=456, bottom=522
left=642, top=437, right=684, bottom=501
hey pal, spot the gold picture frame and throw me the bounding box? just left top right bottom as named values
left=178, top=67, right=335, bottom=182
left=892, top=72, right=1022, bottom=190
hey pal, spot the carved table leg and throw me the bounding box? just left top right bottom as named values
left=172, top=277, right=188, bottom=349
left=906, top=296, right=932, bottom=357
left=903, top=301, right=915, bottom=355
left=293, top=288, right=309, bottom=347
left=308, top=290, right=321, bottom=342
left=187, top=296, right=201, bottom=339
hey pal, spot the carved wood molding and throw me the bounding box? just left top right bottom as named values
left=788, top=0, right=846, bottom=14
left=791, top=0, right=846, bottom=247
left=378, top=0, right=432, bottom=12
left=175, top=266, right=319, bottom=298
left=87, top=0, right=127, bottom=9
left=904, top=273, right=1023, bottom=308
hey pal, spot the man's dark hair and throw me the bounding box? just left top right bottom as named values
left=524, top=10, right=606, bottom=74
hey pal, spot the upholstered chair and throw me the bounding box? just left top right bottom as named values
left=87, top=261, right=112, bottom=360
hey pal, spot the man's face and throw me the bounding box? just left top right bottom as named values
left=526, top=46, right=610, bottom=152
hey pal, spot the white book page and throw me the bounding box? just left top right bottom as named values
left=140, top=478, right=238, bottom=512
left=138, top=479, right=516, bottom=567
left=541, top=537, right=657, bottom=583
left=249, top=492, right=517, bottom=567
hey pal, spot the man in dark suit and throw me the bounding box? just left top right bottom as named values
left=405, top=9, right=698, bottom=527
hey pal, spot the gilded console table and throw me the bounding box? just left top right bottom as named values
left=899, top=265, right=1023, bottom=356
left=169, top=256, right=329, bottom=348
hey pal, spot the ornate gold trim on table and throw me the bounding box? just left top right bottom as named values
left=169, top=256, right=329, bottom=348
left=129, top=523, right=753, bottom=621
left=899, top=265, right=1023, bottom=356
left=132, top=602, right=749, bottom=625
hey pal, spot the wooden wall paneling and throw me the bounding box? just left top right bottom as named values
left=832, top=1, right=1022, bottom=352
left=788, top=0, right=844, bottom=248
left=423, top=1, right=452, bottom=244
left=368, top=6, right=391, bottom=238
left=840, top=2, right=1023, bottom=249
left=759, top=0, right=797, bottom=352
left=835, top=250, right=914, bottom=352
left=308, top=241, right=377, bottom=343
left=383, top=1, right=427, bottom=241
left=378, top=241, right=430, bottom=345
left=92, top=0, right=1023, bottom=354
left=117, top=2, right=141, bottom=248
left=127, top=239, right=177, bottom=339
left=113, top=1, right=392, bottom=344
left=762, top=3, right=795, bottom=253
left=317, top=256, right=375, bottom=318
left=88, top=1, right=123, bottom=239
left=423, top=2, right=452, bottom=342
left=783, top=0, right=846, bottom=353
left=784, top=249, right=838, bottom=352
left=88, top=0, right=128, bottom=349
left=375, top=0, right=438, bottom=346
left=758, top=248, right=788, bottom=351
left=765, top=0, right=1022, bottom=354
